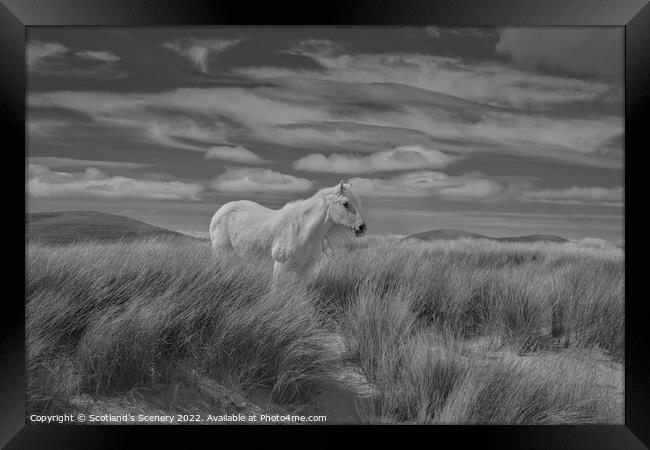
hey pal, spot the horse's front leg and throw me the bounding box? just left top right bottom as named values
left=272, top=261, right=297, bottom=288
left=271, top=260, right=307, bottom=288
left=272, top=261, right=286, bottom=282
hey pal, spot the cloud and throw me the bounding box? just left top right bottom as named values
left=28, top=157, right=148, bottom=170
left=29, top=87, right=323, bottom=152
left=29, top=59, right=623, bottom=168
left=27, top=118, right=72, bottom=138
left=164, top=38, right=242, bottom=73
left=521, top=186, right=623, bottom=206
left=30, top=108, right=233, bottom=152
left=30, top=80, right=622, bottom=168
left=287, top=39, right=345, bottom=57
left=27, top=41, right=68, bottom=68
left=350, top=171, right=623, bottom=206
left=204, top=145, right=266, bottom=163
left=27, top=40, right=124, bottom=79
left=270, top=121, right=436, bottom=153
left=74, top=50, right=120, bottom=62
left=257, top=42, right=614, bottom=108
left=423, top=27, right=494, bottom=38
left=28, top=164, right=202, bottom=201
left=423, top=27, right=441, bottom=38
left=496, top=28, right=623, bottom=80
left=212, top=167, right=312, bottom=193
left=293, top=145, right=459, bottom=173
left=136, top=117, right=232, bottom=151
left=349, top=171, right=505, bottom=200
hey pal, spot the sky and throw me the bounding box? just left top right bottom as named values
left=26, top=27, right=624, bottom=241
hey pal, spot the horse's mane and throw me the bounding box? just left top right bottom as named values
left=274, top=184, right=362, bottom=259
left=278, top=184, right=361, bottom=214
left=317, top=184, right=362, bottom=208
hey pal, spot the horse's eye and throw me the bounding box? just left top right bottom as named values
left=343, top=202, right=350, bottom=209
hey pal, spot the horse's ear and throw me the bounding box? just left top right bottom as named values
left=338, top=180, right=347, bottom=194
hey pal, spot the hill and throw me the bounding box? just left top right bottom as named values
left=26, top=210, right=191, bottom=244
left=498, top=234, right=569, bottom=243
left=404, top=229, right=569, bottom=244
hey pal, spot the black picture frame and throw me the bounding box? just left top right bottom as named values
left=3, top=0, right=648, bottom=447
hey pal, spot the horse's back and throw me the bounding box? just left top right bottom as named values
left=210, top=200, right=277, bottom=254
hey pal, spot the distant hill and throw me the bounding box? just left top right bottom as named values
left=404, top=229, right=569, bottom=244
left=27, top=210, right=194, bottom=244
left=497, top=234, right=569, bottom=244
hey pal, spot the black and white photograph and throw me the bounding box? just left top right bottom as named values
left=25, top=26, right=624, bottom=425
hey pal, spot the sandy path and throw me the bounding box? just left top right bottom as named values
left=299, top=333, right=375, bottom=424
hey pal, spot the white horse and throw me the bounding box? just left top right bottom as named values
left=209, top=181, right=367, bottom=279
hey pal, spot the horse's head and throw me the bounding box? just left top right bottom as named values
left=326, top=180, right=367, bottom=237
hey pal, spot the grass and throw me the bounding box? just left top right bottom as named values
left=27, top=238, right=338, bottom=415
left=316, top=237, right=624, bottom=358
left=341, top=282, right=621, bottom=423
left=26, top=235, right=624, bottom=424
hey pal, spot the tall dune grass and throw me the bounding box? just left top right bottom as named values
left=27, top=238, right=338, bottom=413
left=341, top=280, right=621, bottom=424
left=27, top=235, right=623, bottom=423
left=314, top=237, right=624, bottom=359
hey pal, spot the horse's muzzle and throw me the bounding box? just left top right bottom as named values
left=354, top=223, right=366, bottom=236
